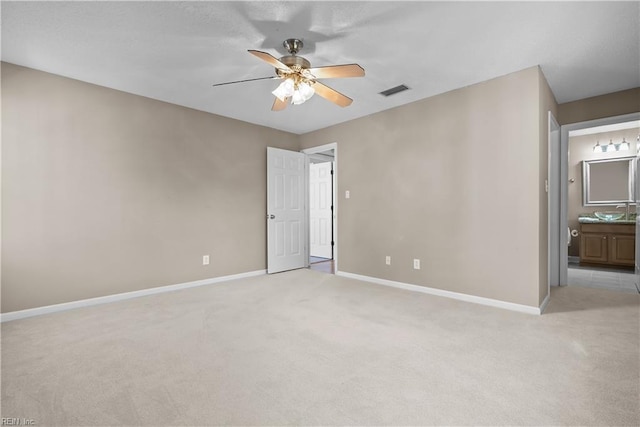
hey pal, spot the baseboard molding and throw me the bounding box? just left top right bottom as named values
left=335, top=271, right=543, bottom=315
left=0, top=270, right=266, bottom=323
left=568, top=256, right=580, bottom=265
left=539, top=292, right=551, bottom=314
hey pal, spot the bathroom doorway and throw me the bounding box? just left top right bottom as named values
left=303, top=143, right=337, bottom=275
left=560, top=115, right=640, bottom=293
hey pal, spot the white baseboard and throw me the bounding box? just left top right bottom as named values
left=336, top=271, right=543, bottom=315
left=0, top=270, right=266, bottom=323
left=539, top=292, right=551, bottom=314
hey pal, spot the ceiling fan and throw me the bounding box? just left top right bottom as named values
left=212, top=38, right=365, bottom=111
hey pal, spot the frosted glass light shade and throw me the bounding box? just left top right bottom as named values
left=272, top=78, right=295, bottom=101
left=619, top=138, right=630, bottom=151
left=291, top=90, right=305, bottom=105
left=272, top=78, right=314, bottom=105
left=604, top=140, right=615, bottom=152
left=298, top=82, right=315, bottom=100
left=291, top=82, right=315, bottom=105
left=593, top=141, right=603, bottom=153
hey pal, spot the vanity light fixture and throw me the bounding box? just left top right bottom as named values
left=606, top=139, right=616, bottom=152
left=593, top=137, right=631, bottom=152
left=593, top=140, right=603, bottom=153
left=618, top=137, right=630, bottom=151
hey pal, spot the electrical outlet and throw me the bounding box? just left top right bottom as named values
left=413, top=259, right=420, bottom=270
left=203, top=255, right=210, bottom=265
left=385, top=256, right=391, bottom=265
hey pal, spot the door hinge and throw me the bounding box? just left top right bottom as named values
left=331, top=205, right=334, bottom=211
left=330, top=169, right=334, bottom=175
left=331, top=241, right=335, bottom=246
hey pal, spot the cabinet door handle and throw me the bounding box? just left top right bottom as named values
left=613, top=237, right=616, bottom=240
left=603, top=236, right=606, bottom=239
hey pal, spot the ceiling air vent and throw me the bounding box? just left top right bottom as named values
left=379, top=84, right=410, bottom=97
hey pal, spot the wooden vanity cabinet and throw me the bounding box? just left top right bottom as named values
left=579, top=223, right=635, bottom=268
left=609, top=234, right=636, bottom=265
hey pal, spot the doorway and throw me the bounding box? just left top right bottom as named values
left=557, top=113, right=640, bottom=294
left=302, top=143, right=337, bottom=274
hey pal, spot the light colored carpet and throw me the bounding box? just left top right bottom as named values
left=2, top=269, right=639, bottom=426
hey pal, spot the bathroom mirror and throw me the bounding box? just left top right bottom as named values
left=582, top=156, right=635, bottom=206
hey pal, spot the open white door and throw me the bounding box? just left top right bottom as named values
left=310, top=162, right=333, bottom=259
left=267, top=147, right=307, bottom=274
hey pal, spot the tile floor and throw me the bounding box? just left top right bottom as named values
left=568, top=264, right=639, bottom=293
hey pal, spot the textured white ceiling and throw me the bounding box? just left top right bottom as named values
left=2, top=1, right=639, bottom=134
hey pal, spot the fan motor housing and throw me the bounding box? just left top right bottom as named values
left=278, top=55, right=310, bottom=71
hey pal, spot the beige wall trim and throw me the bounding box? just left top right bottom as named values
left=336, top=271, right=544, bottom=315
left=558, top=87, right=640, bottom=125
left=0, top=269, right=266, bottom=323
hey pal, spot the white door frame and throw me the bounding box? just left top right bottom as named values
left=556, top=112, right=640, bottom=285
left=548, top=111, right=561, bottom=293
left=302, top=142, right=338, bottom=273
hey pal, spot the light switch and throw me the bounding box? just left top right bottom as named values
left=345, top=190, right=350, bottom=199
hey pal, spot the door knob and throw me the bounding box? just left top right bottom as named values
left=267, top=214, right=275, bottom=219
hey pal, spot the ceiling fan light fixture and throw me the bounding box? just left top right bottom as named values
left=273, top=77, right=315, bottom=105
left=291, top=81, right=315, bottom=105
left=240, top=39, right=364, bottom=110
left=272, top=78, right=295, bottom=101
left=298, top=81, right=315, bottom=100
left=291, top=90, right=306, bottom=105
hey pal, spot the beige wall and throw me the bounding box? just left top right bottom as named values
left=9, top=60, right=626, bottom=313
left=301, top=67, right=545, bottom=308
left=567, top=129, right=639, bottom=256
left=1, top=62, right=299, bottom=312
left=558, top=88, right=640, bottom=125
left=538, top=68, right=558, bottom=304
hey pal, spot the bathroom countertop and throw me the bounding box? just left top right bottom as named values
left=578, top=214, right=636, bottom=224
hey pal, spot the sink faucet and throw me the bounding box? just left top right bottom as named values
left=616, top=201, right=634, bottom=220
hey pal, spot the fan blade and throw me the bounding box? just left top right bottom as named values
left=313, top=82, right=353, bottom=107
left=307, top=64, right=365, bottom=79
left=212, top=76, right=279, bottom=87
left=248, top=50, right=291, bottom=72
left=272, top=97, right=290, bottom=111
